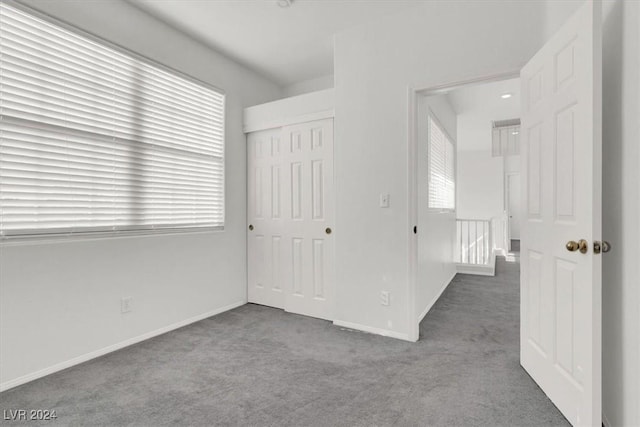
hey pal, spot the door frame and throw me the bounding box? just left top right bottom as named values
left=504, top=171, right=521, bottom=248
left=407, top=70, right=520, bottom=342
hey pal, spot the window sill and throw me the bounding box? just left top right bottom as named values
left=0, top=227, right=224, bottom=247
left=426, top=209, right=456, bottom=214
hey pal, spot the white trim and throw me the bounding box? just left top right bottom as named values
left=417, top=271, right=456, bottom=324
left=243, top=88, right=334, bottom=133
left=333, top=320, right=413, bottom=342
left=243, top=109, right=335, bottom=133
left=504, top=171, right=521, bottom=243
left=455, top=251, right=497, bottom=276
left=415, top=70, right=521, bottom=97
left=0, top=227, right=223, bottom=246
left=406, top=86, right=419, bottom=342
left=0, top=301, right=245, bottom=392
left=456, top=264, right=495, bottom=276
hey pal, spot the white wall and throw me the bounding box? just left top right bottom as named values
left=333, top=0, right=546, bottom=339
left=452, top=78, right=520, bottom=222
left=456, top=123, right=505, bottom=221
left=545, top=1, right=640, bottom=425
left=0, top=0, right=281, bottom=390
left=416, top=94, right=457, bottom=322
left=283, top=74, right=334, bottom=98
left=601, top=1, right=640, bottom=425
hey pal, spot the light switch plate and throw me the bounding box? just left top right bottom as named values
left=121, top=296, right=133, bottom=313
left=379, top=193, right=390, bottom=208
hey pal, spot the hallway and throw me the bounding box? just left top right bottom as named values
left=0, top=256, right=568, bottom=426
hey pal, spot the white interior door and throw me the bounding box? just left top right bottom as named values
left=520, top=1, right=601, bottom=425
left=507, top=173, right=521, bottom=240
left=247, top=119, right=334, bottom=321
left=247, top=128, right=285, bottom=309
left=281, top=118, right=335, bottom=321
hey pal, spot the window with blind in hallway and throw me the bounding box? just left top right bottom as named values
left=0, top=3, right=225, bottom=239
left=427, top=114, right=455, bottom=211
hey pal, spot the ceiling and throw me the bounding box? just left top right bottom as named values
left=128, top=0, right=421, bottom=87
left=444, top=78, right=521, bottom=151
left=447, top=78, right=521, bottom=117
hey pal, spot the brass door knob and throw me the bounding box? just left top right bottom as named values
left=566, top=239, right=588, bottom=254
left=325, top=227, right=332, bottom=235
left=248, top=224, right=254, bottom=231
left=594, top=240, right=612, bottom=254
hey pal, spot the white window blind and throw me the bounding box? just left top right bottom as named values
left=0, top=3, right=225, bottom=238
left=428, top=115, right=455, bottom=210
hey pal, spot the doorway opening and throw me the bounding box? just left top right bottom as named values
left=449, top=77, right=523, bottom=268
left=410, top=75, right=523, bottom=301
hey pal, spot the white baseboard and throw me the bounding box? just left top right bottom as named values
left=333, top=320, right=411, bottom=342
left=0, top=300, right=245, bottom=392
left=417, top=271, right=456, bottom=324
left=456, top=264, right=495, bottom=276
left=456, top=251, right=496, bottom=276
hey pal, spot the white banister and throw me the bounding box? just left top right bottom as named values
left=456, top=218, right=492, bottom=265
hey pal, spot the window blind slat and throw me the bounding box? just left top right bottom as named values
left=1, top=84, right=223, bottom=142
left=1, top=62, right=223, bottom=131
left=0, top=22, right=223, bottom=108
left=0, top=3, right=226, bottom=238
left=2, top=123, right=224, bottom=161
left=2, top=99, right=223, bottom=155
left=1, top=44, right=221, bottom=118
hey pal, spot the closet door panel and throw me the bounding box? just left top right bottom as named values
left=247, top=128, right=285, bottom=309
left=281, top=118, right=334, bottom=320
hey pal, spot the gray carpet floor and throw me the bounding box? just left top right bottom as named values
left=0, top=256, right=568, bottom=426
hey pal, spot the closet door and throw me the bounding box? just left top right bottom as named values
left=247, top=128, right=285, bottom=309
left=247, top=118, right=334, bottom=321
left=281, top=118, right=334, bottom=321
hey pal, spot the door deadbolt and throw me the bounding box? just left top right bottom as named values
left=248, top=224, right=254, bottom=231
left=566, top=239, right=588, bottom=254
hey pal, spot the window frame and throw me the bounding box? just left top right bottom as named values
left=0, top=1, right=227, bottom=242
left=426, top=109, right=456, bottom=213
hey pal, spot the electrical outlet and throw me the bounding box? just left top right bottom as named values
left=121, top=296, right=133, bottom=314
left=380, top=291, right=390, bottom=306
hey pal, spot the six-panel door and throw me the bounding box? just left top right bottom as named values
left=520, top=1, right=602, bottom=425
left=247, top=118, right=334, bottom=321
